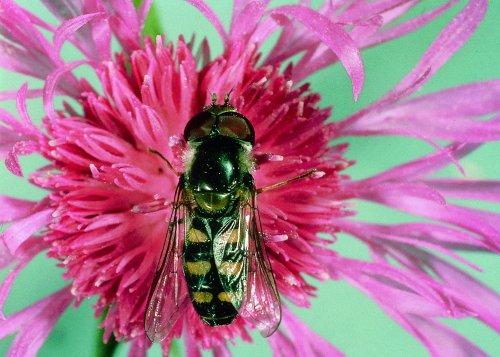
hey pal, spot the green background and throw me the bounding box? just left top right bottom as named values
left=1, top=0, right=499, bottom=356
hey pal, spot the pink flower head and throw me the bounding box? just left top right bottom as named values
left=1, top=0, right=499, bottom=356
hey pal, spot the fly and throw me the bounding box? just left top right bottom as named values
left=144, top=93, right=316, bottom=342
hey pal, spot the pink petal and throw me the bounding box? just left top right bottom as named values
left=0, top=88, right=44, bottom=101
left=232, top=0, right=270, bottom=23
left=1, top=209, right=55, bottom=254
left=334, top=257, right=473, bottom=318
left=422, top=179, right=500, bottom=202
left=362, top=0, right=459, bottom=48
left=326, top=256, right=490, bottom=357
left=0, top=260, right=29, bottom=320
left=14, top=83, right=38, bottom=134
left=268, top=305, right=346, bottom=357
left=126, top=335, right=148, bottom=357
left=136, top=0, right=154, bottom=29
left=184, top=324, right=203, bottom=357
left=427, top=253, right=500, bottom=334
left=352, top=182, right=500, bottom=247
left=0, top=0, right=56, bottom=74
left=229, top=1, right=267, bottom=44
left=4, top=150, right=22, bottom=177
left=53, top=13, right=105, bottom=55
left=406, top=315, right=490, bottom=357
left=338, top=80, right=500, bottom=141
left=267, top=5, right=364, bottom=100
left=183, top=0, right=229, bottom=48
left=339, top=0, right=487, bottom=132
left=0, top=196, right=37, bottom=224
left=43, top=60, right=92, bottom=121
left=5, top=140, right=42, bottom=177
left=382, top=0, right=486, bottom=101
left=108, top=4, right=142, bottom=54
left=212, top=342, right=232, bottom=357
left=334, top=218, right=488, bottom=268
left=351, top=142, right=476, bottom=185
left=0, top=286, right=73, bottom=357
left=334, top=0, right=418, bottom=24
left=0, top=83, right=40, bottom=135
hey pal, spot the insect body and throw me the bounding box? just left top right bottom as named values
left=145, top=93, right=282, bottom=342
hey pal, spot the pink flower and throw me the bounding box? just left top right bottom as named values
left=1, top=0, right=499, bottom=356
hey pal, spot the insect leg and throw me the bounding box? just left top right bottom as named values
left=257, top=169, right=318, bottom=193
left=148, top=148, right=182, bottom=177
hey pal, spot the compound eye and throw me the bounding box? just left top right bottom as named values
left=184, top=112, right=216, bottom=141
left=218, top=113, right=255, bottom=145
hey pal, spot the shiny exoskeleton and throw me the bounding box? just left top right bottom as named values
left=145, top=93, right=282, bottom=342
left=182, top=129, right=254, bottom=326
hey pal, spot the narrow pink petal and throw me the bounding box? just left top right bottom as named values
left=267, top=5, right=364, bottom=100
left=422, top=179, right=500, bottom=202
left=0, top=241, right=18, bottom=271
left=136, top=0, right=153, bottom=29
left=5, top=150, right=22, bottom=177
left=232, top=0, right=270, bottom=24
left=338, top=0, right=486, bottom=131
left=1, top=209, right=55, bottom=254
left=382, top=0, right=486, bottom=101
left=289, top=15, right=381, bottom=84
left=6, top=141, right=42, bottom=177
left=338, top=80, right=500, bottom=141
left=38, top=0, right=112, bottom=61
left=0, top=40, right=49, bottom=78
left=363, top=0, right=459, bottom=48
left=229, top=1, right=267, bottom=44
left=126, top=335, right=148, bottom=357
left=406, top=315, right=490, bottom=357
left=0, top=88, right=44, bottom=101
left=334, top=0, right=418, bottom=24
left=39, top=0, right=83, bottom=21
left=0, top=83, right=39, bottom=135
left=337, top=257, right=472, bottom=318
left=247, top=14, right=285, bottom=49
left=325, top=256, right=491, bottom=357
left=108, top=0, right=143, bottom=54
left=0, top=196, right=37, bottom=224
left=268, top=305, right=346, bottom=357
left=334, top=218, right=487, bottom=268
left=184, top=325, right=203, bottom=357
left=14, top=83, right=38, bottom=134
left=183, top=0, right=229, bottom=48
left=0, top=260, right=29, bottom=320
left=0, top=286, right=73, bottom=357
left=109, top=0, right=139, bottom=30
left=268, top=330, right=296, bottom=357
left=212, top=342, right=232, bottom=357
left=1, top=85, right=42, bottom=176
left=352, top=182, right=500, bottom=247
left=43, top=60, right=92, bottom=121
left=350, top=142, right=476, bottom=186
left=0, top=0, right=55, bottom=64
left=53, top=13, right=105, bottom=55
left=347, top=15, right=384, bottom=47
left=427, top=253, right=500, bottom=334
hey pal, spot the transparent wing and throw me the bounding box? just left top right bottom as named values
left=144, top=179, right=190, bottom=343
left=215, top=184, right=281, bottom=337
left=213, top=213, right=247, bottom=312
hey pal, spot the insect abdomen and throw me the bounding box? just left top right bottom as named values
left=183, top=223, right=240, bottom=326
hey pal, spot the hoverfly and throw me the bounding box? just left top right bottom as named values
left=145, top=93, right=315, bottom=342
